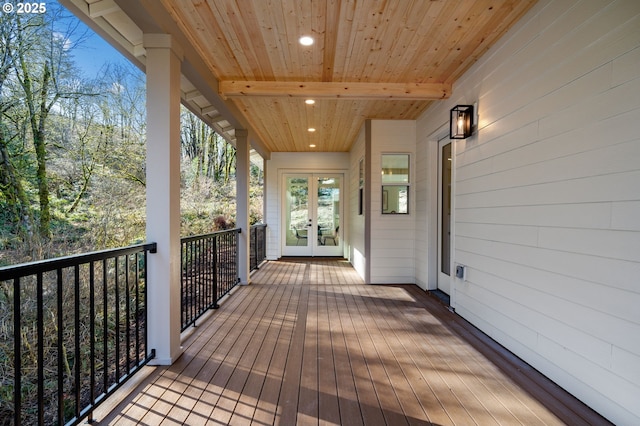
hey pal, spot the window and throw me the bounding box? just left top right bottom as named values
left=381, top=154, right=409, bottom=214
left=358, top=158, right=364, bottom=215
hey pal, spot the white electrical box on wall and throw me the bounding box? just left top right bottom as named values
left=455, top=264, right=467, bottom=281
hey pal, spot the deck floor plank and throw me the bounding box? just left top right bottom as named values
left=401, top=285, right=568, bottom=425
left=388, top=292, right=533, bottom=426
left=365, top=284, right=490, bottom=425
left=275, top=270, right=310, bottom=425
left=251, top=284, right=301, bottom=425
left=157, top=288, right=266, bottom=425
left=94, top=259, right=610, bottom=426
left=298, top=281, right=319, bottom=425
left=228, top=285, right=295, bottom=425
left=360, top=288, right=455, bottom=425
left=356, top=284, right=432, bottom=425
left=335, top=282, right=387, bottom=426
left=317, top=284, right=342, bottom=426
left=344, top=284, right=411, bottom=426
left=196, top=284, right=279, bottom=424
left=207, top=285, right=287, bottom=425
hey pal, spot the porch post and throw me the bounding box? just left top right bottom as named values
left=236, top=129, right=251, bottom=284
left=262, top=157, right=267, bottom=223
left=144, top=34, right=183, bottom=365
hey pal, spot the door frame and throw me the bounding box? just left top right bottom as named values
left=280, top=172, right=344, bottom=257
left=437, top=136, right=456, bottom=303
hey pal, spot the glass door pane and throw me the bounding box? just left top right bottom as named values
left=440, top=142, right=452, bottom=276
left=316, top=176, right=340, bottom=247
left=282, top=173, right=342, bottom=257
left=285, top=177, right=310, bottom=247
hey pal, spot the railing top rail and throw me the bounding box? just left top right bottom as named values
left=181, top=228, right=241, bottom=244
left=0, top=242, right=157, bottom=281
left=251, top=223, right=267, bottom=228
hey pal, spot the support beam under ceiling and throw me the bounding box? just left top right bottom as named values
left=219, top=80, right=451, bottom=100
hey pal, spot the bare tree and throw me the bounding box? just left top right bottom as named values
left=5, top=6, right=91, bottom=240
left=0, top=11, right=33, bottom=239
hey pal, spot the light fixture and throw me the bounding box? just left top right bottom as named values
left=309, top=144, right=316, bottom=148
left=308, top=127, right=316, bottom=132
left=450, top=105, right=473, bottom=139
left=299, top=36, right=314, bottom=46
left=305, top=99, right=315, bottom=105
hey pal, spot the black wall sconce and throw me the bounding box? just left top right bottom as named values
left=450, top=104, right=474, bottom=139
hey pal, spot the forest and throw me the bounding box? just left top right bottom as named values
left=0, top=3, right=263, bottom=268
left=0, top=4, right=263, bottom=424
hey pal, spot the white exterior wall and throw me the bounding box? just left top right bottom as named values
left=416, top=1, right=640, bottom=423
left=415, top=121, right=442, bottom=291
left=368, top=120, right=416, bottom=284
left=264, top=152, right=350, bottom=260
left=348, top=128, right=366, bottom=280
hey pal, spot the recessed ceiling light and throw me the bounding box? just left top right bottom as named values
left=299, top=36, right=314, bottom=46
left=308, top=128, right=316, bottom=132
left=305, top=99, right=315, bottom=105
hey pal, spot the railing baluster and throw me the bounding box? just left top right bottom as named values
left=13, top=277, right=21, bottom=426
left=89, top=261, right=96, bottom=423
left=125, top=254, right=131, bottom=374
left=189, top=240, right=194, bottom=327
left=135, top=252, right=140, bottom=366
left=57, top=268, right=64, bottom=426
left=235, top=230, right=240, bottom=286
left=176, top=225, right=267, bottom=331
left=178, top=228, right=250, bottom=330
left=184, top=241, right=187, bottom=327
left=102, top=258, right=108, bottom=398
left=197, top=237, right=202, bottom=325
left=213, top=234, right=219, bottom=307
left=0, top=242, right=158, bottom=425
left=74, top=265, right=81, bottom=419
left=180, top=242, right=185, bottom=329
left=206, top=235, right=211, bottom=308
left=37, top=272, right=44, bottom=425
left=249, top=224, right=266, bottom=273
left=144, top=247, right=150, bottom=361
left=227, top=232, right=232, bottom=292
left=114, top=257, right=120, bottom=382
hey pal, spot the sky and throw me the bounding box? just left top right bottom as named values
left=0, top=0, right=134, bottom=79
left=47, top=0, right=134, bottom=79
left=70, top=30, right=129, bottom=77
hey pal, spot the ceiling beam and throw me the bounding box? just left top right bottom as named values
left=219, top=81, right=451, bottom=100
left=89, top=0, right=119, bottom=18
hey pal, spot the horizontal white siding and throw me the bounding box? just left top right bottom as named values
left=416, top=0, right=640, bottom=424
left=414, top=119, right=436, bottom=290
left=349, top=128, right=366, bottom=280
left=369, top=120, right=416, bottom=284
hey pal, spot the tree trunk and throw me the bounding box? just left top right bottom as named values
left=0, top=127, right=32, bottom=236
left=31, top=62, right=52, bottom=239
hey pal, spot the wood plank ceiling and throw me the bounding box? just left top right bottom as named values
left=158, top=0, right=536, bottom=153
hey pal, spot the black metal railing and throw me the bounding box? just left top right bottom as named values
left=250, top=223, right=267, bottom=272
left=180, top=229, right=240, bottom=331
left=0, top=243, right=157, bottom=426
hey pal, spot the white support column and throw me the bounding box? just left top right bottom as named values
left=236, top=129, right=251, bottom=284
left=262, top=157, right=267, bottom=222
left=144, top=34, right=183, bottom=365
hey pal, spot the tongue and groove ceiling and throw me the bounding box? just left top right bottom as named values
left=63, top=0, right=537, bottom=154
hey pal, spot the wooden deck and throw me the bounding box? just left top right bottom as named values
left=95, top=259, right=609, bottom=425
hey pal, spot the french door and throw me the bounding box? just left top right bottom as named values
left=282, top=173, right=343, bottom=257
left=437, top=139, right=452, bottom=295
